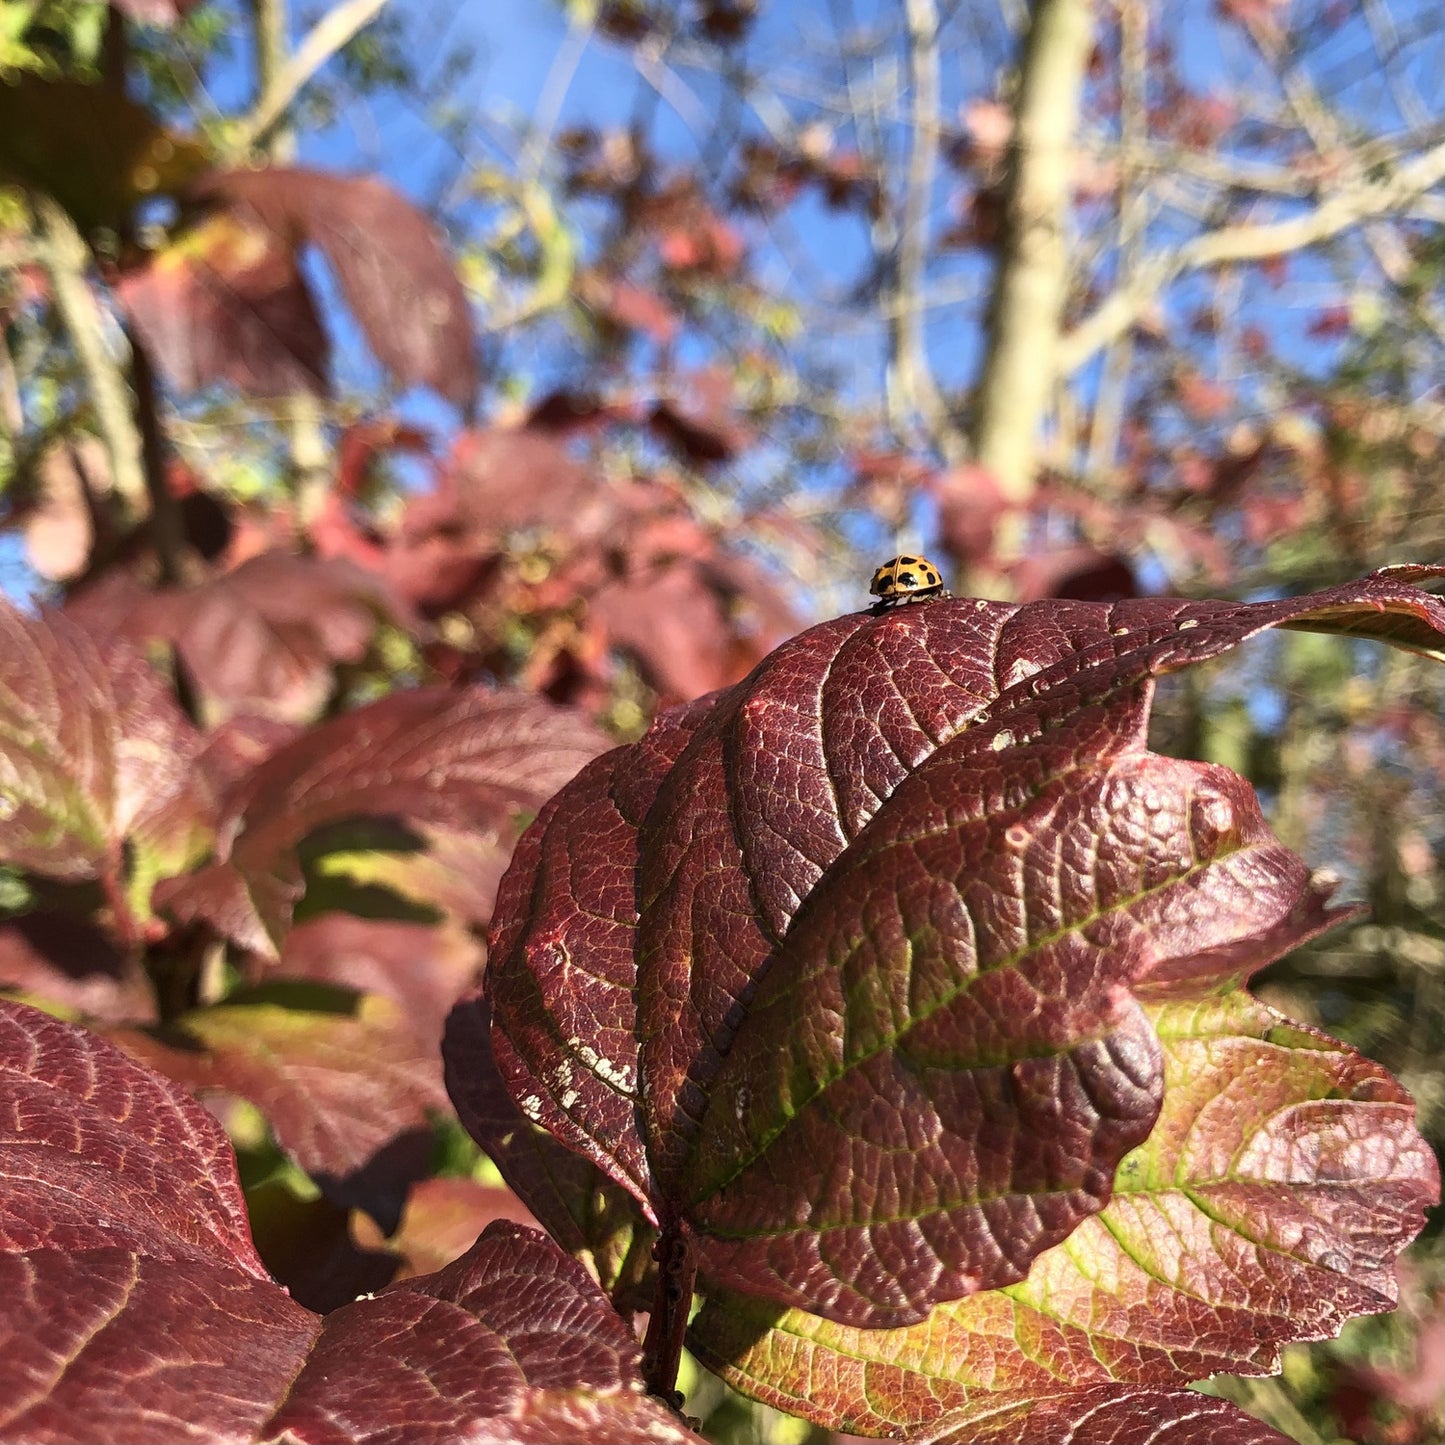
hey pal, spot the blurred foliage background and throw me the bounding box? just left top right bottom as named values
left=1, top=1, right=1441, bottom=1440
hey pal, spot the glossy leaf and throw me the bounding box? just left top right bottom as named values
left=158, top=684, right=610, bottom=955
left=0, top=602, right=214, bottom=900
left=263, top=1223, right=702, bottom=1445
left=470, top=569, right=1445, bottom=1330
left=443, top=990, right=656, bottom=1306
left=0, top=999, right=701, bottom=1445
left=688, top=992, right=1439, bottom=1436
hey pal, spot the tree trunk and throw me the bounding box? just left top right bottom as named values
left=970, top=0, right=1094, bottom=528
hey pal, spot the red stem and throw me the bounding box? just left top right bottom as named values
left=639, top=1220, right=696, bottom=1407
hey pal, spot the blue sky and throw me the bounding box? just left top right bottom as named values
left=3, top=0, right=1439, bottom=602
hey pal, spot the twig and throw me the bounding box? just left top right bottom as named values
left=886, top=0, right=956, bottom=455
left=1084, top=0, right=1146, bottom=480
left=247, top=0, right=336, bottom=525
left=29, top=194, right=148, bottom=511
left=521, top=8, right=595, bottom=184
left=125, top=322, right=186, bottom=587
left=1057, top=138, right=1445, bottom=374
left=228, top=0, right=392, bottom=156
left=1243, top=13, right=1445, bottom=347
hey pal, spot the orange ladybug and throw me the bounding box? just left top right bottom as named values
left=868, top=554, right=951, bottom=607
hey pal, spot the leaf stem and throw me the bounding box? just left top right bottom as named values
left=639, top=1220, right=696, bottom=1407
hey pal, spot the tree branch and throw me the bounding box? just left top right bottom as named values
left=1084, top=0, right=1147, bottom=481
left=228, top=0, right=392, bottom=156
left=29, top=194, right=148, bottom=511
left=969, top=0, right=1095, bottom=506
left=1239, top=12, right=1445, bottom=348
left=1057, top=138, right=1445, bottom=375
left=886, top=0, right=956, bottom=454
left=0, top=327, right=22, bottom=443
left=245, top=0, right=338, bottom=526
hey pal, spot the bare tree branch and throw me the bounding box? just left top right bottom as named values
left=1085, top=0, right=1147, bottom=481
left=1241, top=13, right=1445, bottom=347
left=970, top=0, right=1095, bottom=506
left=228, top=0, right=391, bottom=156
left=1058, top=138, right=1445, bottom=374
left=522, top=9, right=596, bottom=182
left=244, top=0, right=337, bottom=526
left=29, top=194, right=147, bottom=510
left=886, top=0, right=956, bottom=453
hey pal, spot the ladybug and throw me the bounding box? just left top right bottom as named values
left=868, top=554, right=951, bottom=607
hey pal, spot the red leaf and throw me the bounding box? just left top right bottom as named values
left=111, top=983, right=446, bottom=1224
left=472, top=569, right=1445, bottom=1329
left=437, top=426, right=600, bottom=535
left=656, top=211, right=745, bottom=276
left=690, top=992, right=1438, bottom=1434
left=123, top=552, right=411, bottom=723
left=443, top=989, right=656, bottom=1305
left=193, top=167, right=478, bottom=408
left=0, top=912, right=154, bottom=1025
left=0, top=1000, right=702, bottom=1444
left=279, top=915, right=483, bottom=1054
left=156, top=686, right=609, bottom=954
left=117, top=210, right=329, bottom=397
left=649, top=367, right=752, bottom=463
left=264, top=1222, right=700, bottom=1444
left=0, top=999, right=267, bottom=1270
left=351, top=1175, right=541, bottom=1282
left=0, top=601, right=214, bottom=890
left=576, top=270, right=680, bottom=342
left=1307, top=304, right=1352, bottom=339
left=335, top=417, right=431, bottom=499
left=591, top=555, right=789, bottom=703
left=924, top=1385, right=1294, bottom=1443
left=1175, top=369, right=1233, bottom=420
left=934, top=463, right=1008, bottom=566
left=109, top=0, right=201, bottom=23
left=194, top=713, right=302, bottom=801
left=1011, top=545, right=1138, bottom=602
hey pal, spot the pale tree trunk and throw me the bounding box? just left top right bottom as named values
left=970, top=0, right=1095, bottom=537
